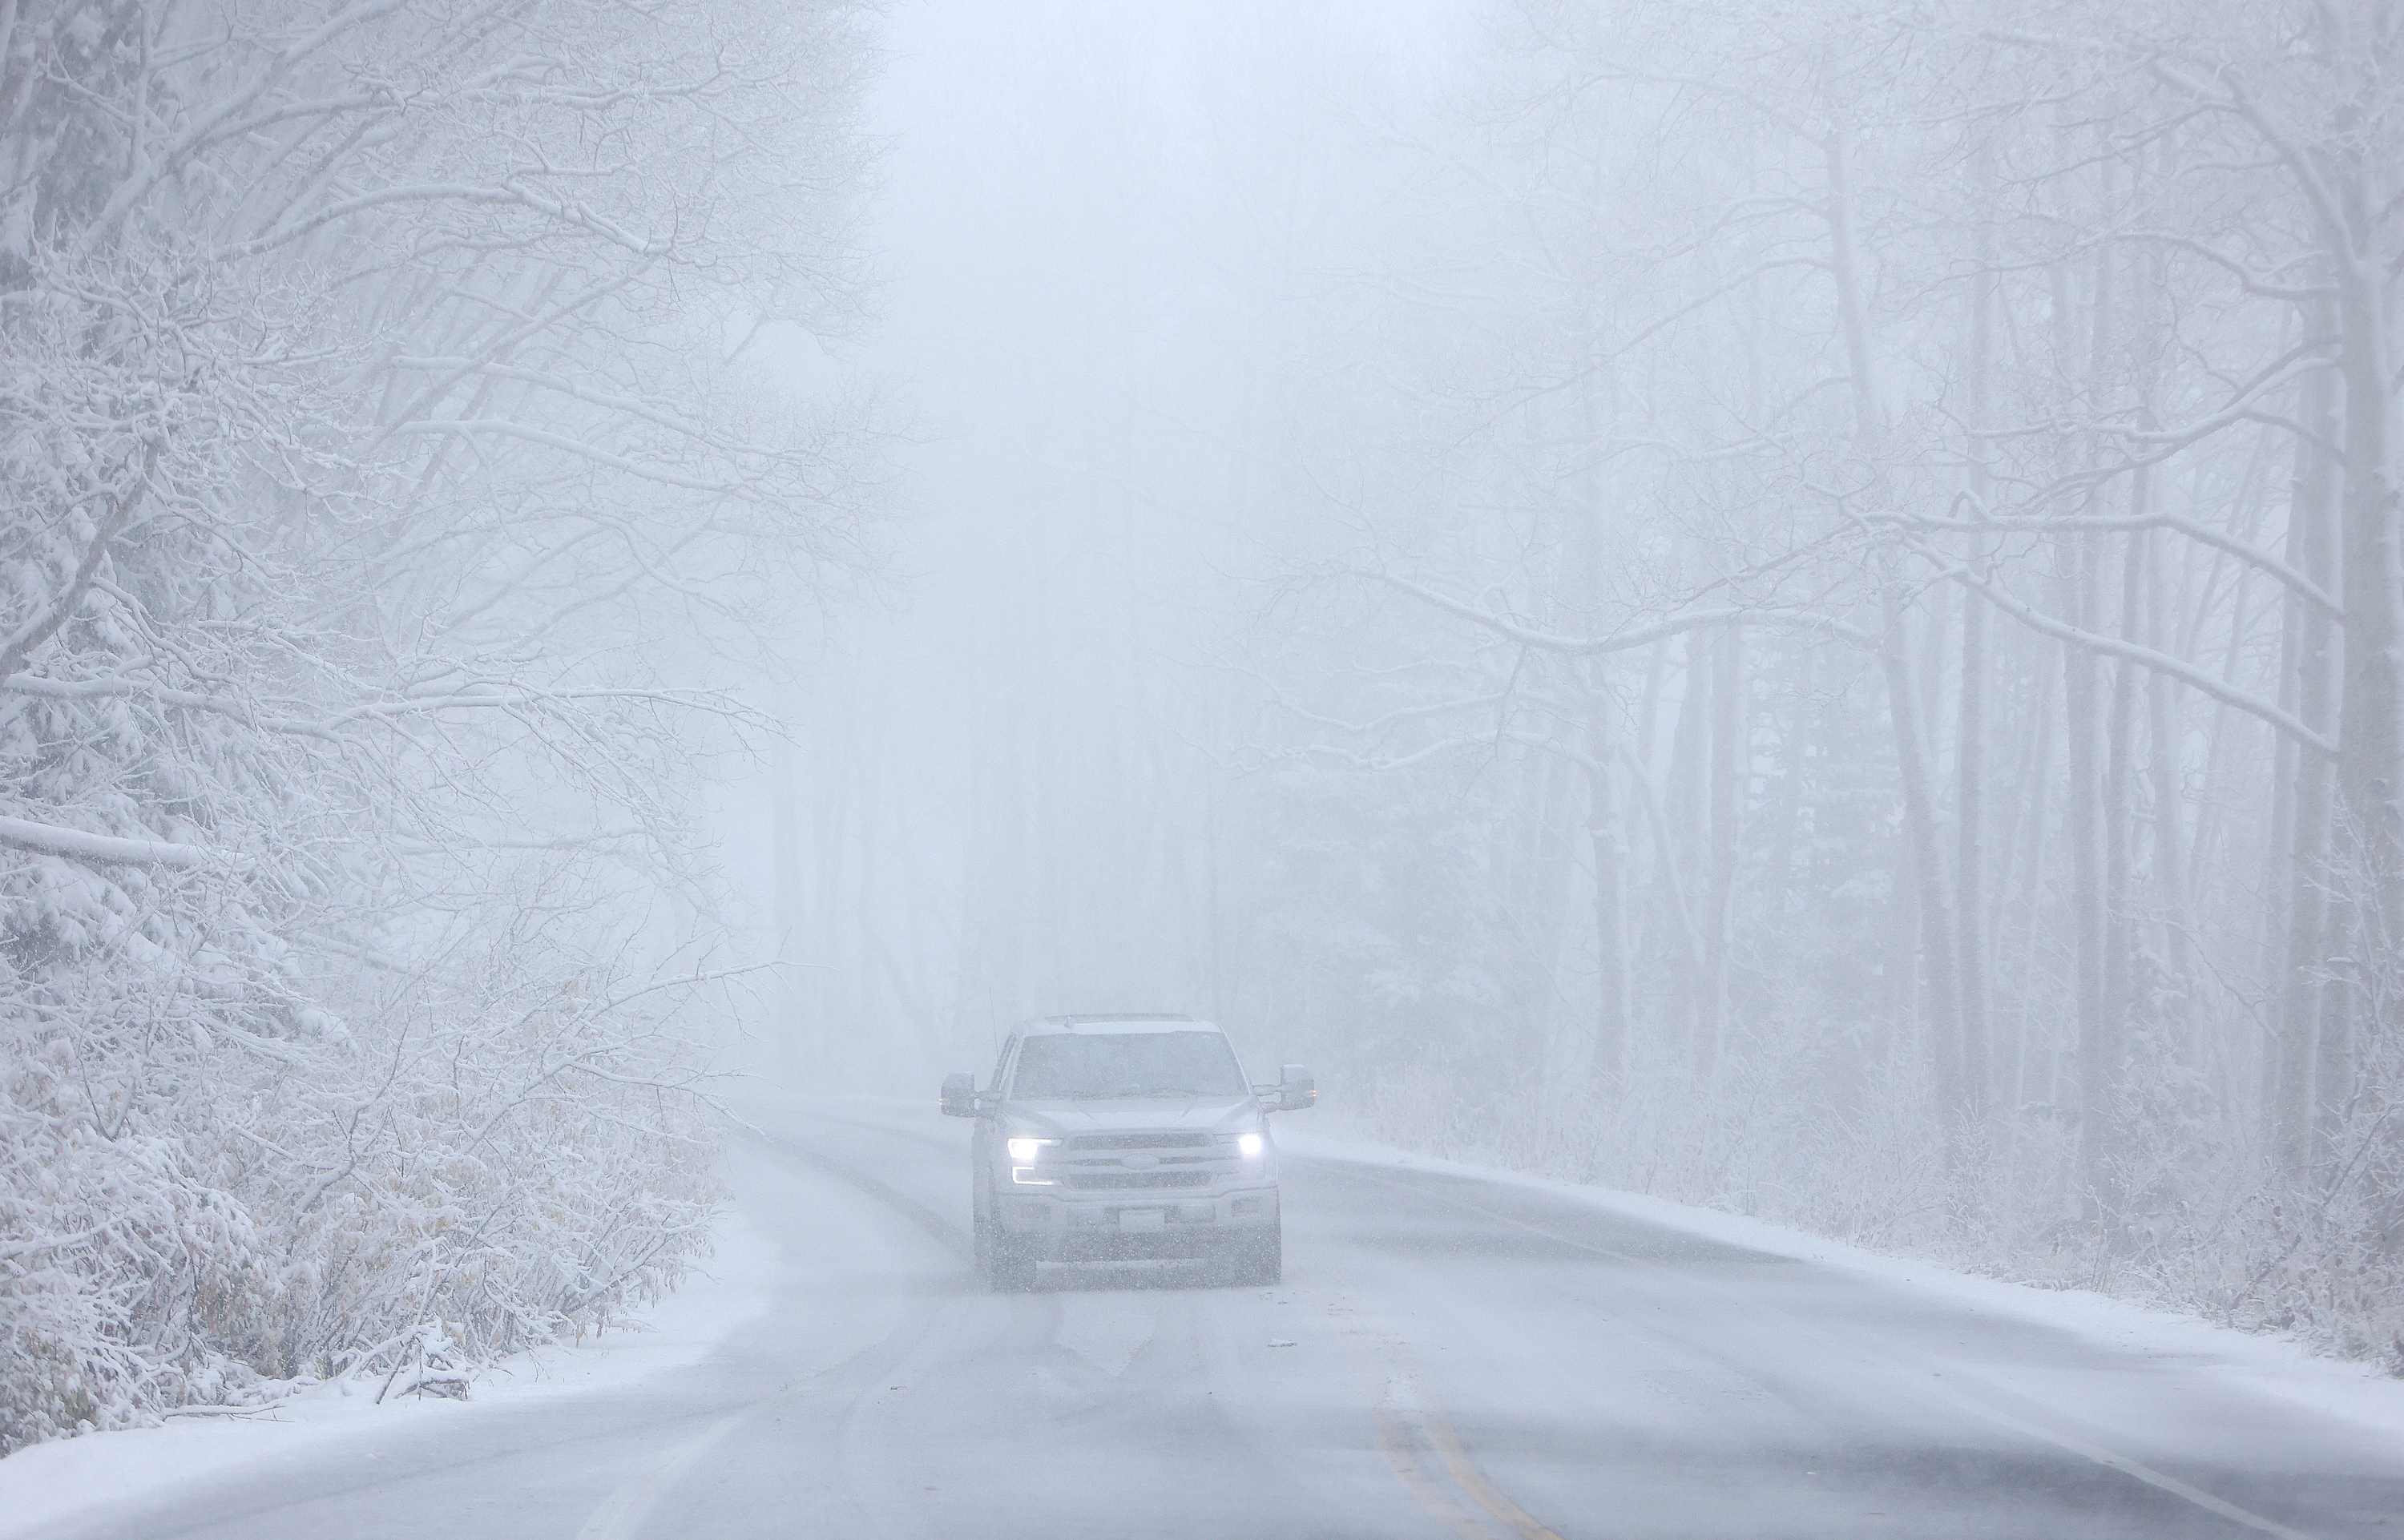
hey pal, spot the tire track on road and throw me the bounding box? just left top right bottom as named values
left=731, top=1123, right=973, bottom=1263
left=570, top=1123, right=980, bottom=1540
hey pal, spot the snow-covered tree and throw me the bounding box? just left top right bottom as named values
left=0, top=0, right=878, bottom=1449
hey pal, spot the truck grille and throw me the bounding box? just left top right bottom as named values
left=1071, top=1131, right=1212, bottom=1151
left=1067, top=1171, right=1212, bottom=1190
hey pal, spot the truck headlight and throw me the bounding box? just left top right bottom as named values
left=1237, top=1132, right=1264, bottom=1158
left=1006, top=1136, right=1059, bottom=1163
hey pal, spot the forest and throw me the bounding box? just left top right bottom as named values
left=775, top=0, right=2404, bottom=1379
left=1270, top=0, right=2404, bottom=1357
left=8, top=0, right=2404, bottom=1456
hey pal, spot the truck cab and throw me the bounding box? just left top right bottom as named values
left=940, top=1014, right=1314, bottom=1290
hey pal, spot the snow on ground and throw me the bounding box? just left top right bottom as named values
left=0, top=1208, right=776, bottom=1540
left=1281, top=1129, right=2404, bottom=1446
left=14, top=1126, right=2403, bottom=1540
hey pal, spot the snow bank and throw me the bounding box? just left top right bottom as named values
left=1283, top=1130, right=2404, bottom=1445
left=0, top=1207, right=776, bottom=1540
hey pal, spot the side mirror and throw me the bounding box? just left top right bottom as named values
left=1274, top=1064, right=1315, bottom=1112
left=939, top=1072, right=979, bottom=1118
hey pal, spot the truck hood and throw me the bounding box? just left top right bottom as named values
left=1001, top=1096, right=1258, bottom=1138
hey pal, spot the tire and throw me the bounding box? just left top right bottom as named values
left=979, top=1218, right=1039, bottom=1292
left=1225, top=1226, right=1281, bottom=1286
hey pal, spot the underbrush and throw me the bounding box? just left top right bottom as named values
left=0, top=945, right=721, bottom=1453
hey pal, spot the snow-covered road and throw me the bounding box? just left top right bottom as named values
left=17, top=1096, right=2404, bottom=1539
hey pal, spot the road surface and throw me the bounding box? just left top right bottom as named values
left=24, top=1095, right=2404, bottom=1539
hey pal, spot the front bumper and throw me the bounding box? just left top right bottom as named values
left=993, top=1185, right=1280, bottom=1263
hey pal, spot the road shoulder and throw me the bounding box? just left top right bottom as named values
left=1278, top=1128, right=2404, bottom=1448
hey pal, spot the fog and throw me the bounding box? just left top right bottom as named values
left=7, top=0, right=2404, bottom=1533
left=724, top=3, right=1462, bottom=1085
left=727, top=0, right=2404, bottom=1349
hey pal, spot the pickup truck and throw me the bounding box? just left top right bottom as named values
left=940, top=1014, right=1314, bottom=1290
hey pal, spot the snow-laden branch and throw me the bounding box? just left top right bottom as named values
left=1370, top=572, right=1876, bottom=651
left=1866, top=509, right=2341, bottom=619
left=2, top=673, right=339, bottom=740
left=75, top=0, right=422, bottom=251
left=0, top=814, right=236, bottom=869
left=1906, top=547, right=2335, bottom=756
left=1505, top=257, right=1829, bottom=410
left=0, top=441, right=159, bottom=683
left=317, top=687, right=722, bottom=730
left=213, top=179, right=672, bottom=265
left=2117, top=228, right=2333, bottom=303
left=387, top=359, right=730, bottom=448
left=2145, top=59, right=2362, bottom=290
left=1965, top=336, right=2332, bottom=463
left=1298, top=729, right=1589, bottom=774
left=384, top=421, right=767, bottom=497
left=5, top=675, right=720, bottom=741
left=391, top=828, right=645, bottom=854
left=0, top=1222, right=119, bottom=1262
left=1269, top=691, right=1514, bottom=737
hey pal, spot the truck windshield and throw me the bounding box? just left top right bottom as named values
left=1011, top=1031, right=1248, bottom=1099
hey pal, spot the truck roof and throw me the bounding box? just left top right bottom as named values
left=1018, top=1013, right=1216, bottom=1036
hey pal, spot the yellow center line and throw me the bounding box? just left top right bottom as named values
left=1339, top=1323, right=1494, bottom=1540
left=1419, top=1395, right=1569, bottom=1540
left=1337, top=1312, right=1567, bottom=1540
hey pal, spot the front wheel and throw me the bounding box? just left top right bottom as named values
left=978, top=1218, right=1038, bottom=1292
left=1225, top=1226, right=1281, bottom=1286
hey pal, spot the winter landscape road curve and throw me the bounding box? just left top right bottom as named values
left=20, top=1094, right=2404, bottom=1540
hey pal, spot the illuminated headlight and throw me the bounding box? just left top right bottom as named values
left=1237, top=1132, right=1265, bottom=1158
left=1007, top=1136, right=1059, bottom=1163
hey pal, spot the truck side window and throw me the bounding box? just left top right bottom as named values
left=993, top=1034, right=1018, bottom=1092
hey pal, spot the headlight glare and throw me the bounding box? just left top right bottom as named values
left=1006, top=1136, right=1057, bottom=1163
left=1237, top=1132, right=1265, bottom=1158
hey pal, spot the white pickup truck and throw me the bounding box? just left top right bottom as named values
left=941, top=1014, right=1315, bottom=1290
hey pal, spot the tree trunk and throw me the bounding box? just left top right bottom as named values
left=1958, top=573, right=1991, bottom=1134
left=1827, top=121, right=1963, bottom=1170
left=2063, top=519, right=2112, bottom=1219
left=771, top=677, right=805, bottom=1083
left=2274, top=334, right=2340, bottom=1174
left=2103, top=501, right=2144, bottom=1193
left=1958, top=218, right=1998, bottom=1141
left=1700, top=622, right=1741, bottom=1082
left=1664, top=628, right=1714, bottom=1070
left=2144, top=523, right=2195, bottom=1055
left=1587, top=677, right=1631, bottom=1088
left=1882, top=584, right=1966, bottom=1169
left=2062, top=201, right=2122, bottom=1227
left=2327, top=246, right=2401, bottom=1159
